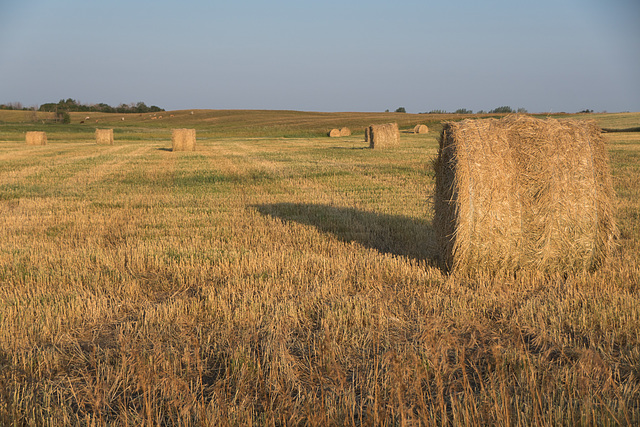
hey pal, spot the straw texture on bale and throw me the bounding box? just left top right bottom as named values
left=434, top=115, right=616, bottom=273
left=414, top=124, right=429, bottom=134
left=369, top=123, right=400, bottom=149
left=95, top=129, right=114, bottom=145
left=172, top=129, right=196, bottom=151
left=339, top=127, right=352, bottom=137
left=328, top=129, right=341, bottom=138
left=25, top=131, right=47, bottom=146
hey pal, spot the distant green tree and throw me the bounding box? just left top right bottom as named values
left=517, top=107, right=528, bottom=113
left=395, top=107, right=406, bottom=113
left=455, top=108, right=473, bottom=114
left=429, top=109, right=448, bottom=114
left=489, top=106, right=514, bottom=114
left=39, top=102, right=58, bottom=112
left=56, top=111, right=71, bottom=124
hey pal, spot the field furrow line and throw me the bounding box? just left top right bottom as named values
left=0, top=144, right=129, bottom=186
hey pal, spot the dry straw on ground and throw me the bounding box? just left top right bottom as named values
left=328, top=129, right=341, bottom=138
left=25, top=131, right=47, bottom=145
left=95, top=128, right=114, bottom=145
left=414, top=124, right=429, bottom=134
left=172, top=129, right=196, bottom=151
left=339, top=127, right=351, bottom=137
left=434, top=114, right=617, bottom=273
left=369, top=123, right=400, bottom=149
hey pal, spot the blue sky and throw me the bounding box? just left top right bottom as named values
left=1, top=0, right=638, bottom=113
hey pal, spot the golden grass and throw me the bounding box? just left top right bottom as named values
left=0, top=116, right=638, bottom=425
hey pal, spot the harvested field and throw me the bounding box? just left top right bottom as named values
left=0, top=110, right=638, bottom=425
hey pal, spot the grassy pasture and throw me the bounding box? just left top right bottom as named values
left=0, top=111, right=639, bottom=425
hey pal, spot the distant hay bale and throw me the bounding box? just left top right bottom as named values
left=172, top=129, right=196, bottom=151
left=369, top=123, right=400, bottom=149
left=339, top=127, right=351, bottom=137
left=414, top=124, right=429, bottom=134
left=25, top=131, right=47, bottom=145
left=95, top=128, right=114, bottom=145
left=364, top=127, right=370, bottom=142
left=328, top=129, right=341, bottom=137
left=433, top=115, right=617, bottom=273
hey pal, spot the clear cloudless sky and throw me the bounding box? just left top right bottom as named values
left=0, top=0, right=638, bottom=113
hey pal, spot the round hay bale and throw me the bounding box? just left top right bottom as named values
left=364, top=127, right=370, bottom=143
left=414, top=124, right=429, bottom=134
left=369, top=123, right=400, bottom=149
left=434, top=115, right=616, bottom=273
left=172, top=129, right=196, bottom=151
left=339, top=127, right=351, bottom=137
left=25, top=131, right=47, bottom=145
left=328, top=129, right=341, bottom=138
left=95, top=128, right=114, bottom=145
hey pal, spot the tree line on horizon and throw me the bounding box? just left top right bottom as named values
left=0, top=99, right=164, bottom=114
left=391, top=106, right=529, bottom=114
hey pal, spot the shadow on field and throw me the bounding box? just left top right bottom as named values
left=156, top=147, right=173, bottom=152
left=254, top=203, right=439, bottom=263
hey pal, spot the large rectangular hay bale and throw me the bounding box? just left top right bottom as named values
left=95, top=128, right=114, bottom=145
left=172, top=128, right=196, bottom=151
left=25, top=131, right=47, bottom=145
left=369, top=123, right=400, bottom=149
left=434, top=115, right=616, bottom=273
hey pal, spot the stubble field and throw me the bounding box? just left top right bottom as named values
left=0, top=110, right=639, bottom=425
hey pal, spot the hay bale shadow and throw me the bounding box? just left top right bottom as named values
left=601, top=127, right=640, bottom=133
left=156, top=147, right=173, bottom=152
left=254, top=203, right=438, bottom=264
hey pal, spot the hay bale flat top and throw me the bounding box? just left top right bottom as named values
left=369, top=123, right=400, bottom=149
left=434, top=114, right=616, bottom=273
